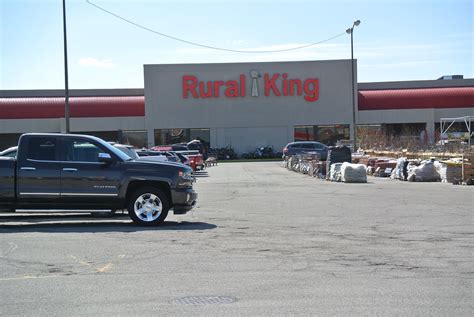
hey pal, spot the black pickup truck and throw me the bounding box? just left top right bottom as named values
left=0, top=133, right=197, bottom=225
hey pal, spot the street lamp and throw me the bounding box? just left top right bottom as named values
left=62, top=0, right=70, bottom=133
left=346, top=20, right=360, bottom=152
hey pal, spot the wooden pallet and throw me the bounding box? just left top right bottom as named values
left=462, top=152, right=474, bottom=185
left=363, top=150, right=464, bottom=160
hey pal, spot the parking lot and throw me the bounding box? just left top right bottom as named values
left=0, top=162, right=473, bottom=316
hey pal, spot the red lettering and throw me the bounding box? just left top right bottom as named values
left=213, top=81, right=224, bottom=97
left=289, top=79, right=302, bottom=96
left=199, top=82, right=213, bottom=98
left=240, top=74, right=246, bottom=97
left=183, top=75, right=198, bottom=98
left=282, top=73, right=288, bottom=96
left=225, top=80, right=239, bottom=97
left=183, top=73, right=318, bottom=101
left=304, top=79, right=319, bottom=102
left=264, top=73, right=281, bottom=96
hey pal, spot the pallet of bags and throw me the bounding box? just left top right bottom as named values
left=305, top=153, right=320, bottom=177
left=446, top=164, right=462, bottom=183
left=461, top=153, right=474, bottom=185
left=328, top=163, right=343, bottom=182
left=287, top=155, right=298, bottom=171
left=326, top=146, right=351, bottom=180
left=341, top=162, right=367, bottom=183
left=292, top=155, right=301, bottom=172
left=300, top=159, right=311, bottom=174
left=373, top=160, right=397, bottom=177
left=407, top=159, right=441, bottom=182
left=314, top=161, right=326, bottom=179
left=299, top=152, right=319, bottom=175
left=390, top=157, right=409, bottom=181
left=434, top=159, right=463, bottom=184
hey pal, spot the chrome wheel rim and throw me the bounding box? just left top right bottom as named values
left=134, top=193, right=162, bottom=222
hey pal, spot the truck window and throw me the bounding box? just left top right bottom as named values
left=27, top=137, right=57, bottom=161
left=301, top=143, right=315, bottom=149
left=64, top=139, right=102, bottom=162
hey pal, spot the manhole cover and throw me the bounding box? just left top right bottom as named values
left=174, top=296, right=237, bottom=305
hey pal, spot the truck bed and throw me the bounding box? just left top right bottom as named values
left=0, top=157, right=16, bottom=204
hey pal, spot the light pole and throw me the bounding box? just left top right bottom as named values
left=62, top=0, right=70, bottom=133
left=346, top=20, right=360, bottom=152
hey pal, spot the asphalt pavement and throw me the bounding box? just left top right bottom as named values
left=0, top=162, right=473, bottom=316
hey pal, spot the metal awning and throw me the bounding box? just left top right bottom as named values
left=440, top=116, right=473, bottom=146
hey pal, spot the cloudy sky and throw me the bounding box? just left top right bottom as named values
left=1, top=0, right=472, bottom=89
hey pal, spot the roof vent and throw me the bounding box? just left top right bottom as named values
left=437, top=75, right=463, bottom=80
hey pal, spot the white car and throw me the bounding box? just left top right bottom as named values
left=0, top=146, right=17, bottom=158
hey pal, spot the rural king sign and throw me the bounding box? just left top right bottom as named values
left=182, top=71, right=319, bottom=102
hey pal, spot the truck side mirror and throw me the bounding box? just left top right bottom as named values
left=98, top=152, right=113, bottom=163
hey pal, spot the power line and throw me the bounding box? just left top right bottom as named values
left=86, top=0, right=346, bottom=54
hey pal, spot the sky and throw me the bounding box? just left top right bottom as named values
left=0, top=0, right=472, bottom=89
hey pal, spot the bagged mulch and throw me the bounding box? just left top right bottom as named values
left=341, top=162, right=367, bottom=183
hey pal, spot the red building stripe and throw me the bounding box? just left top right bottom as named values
left=0, top=96, right=145, bottom=119
left=358, top=87, right=474, bottom=111
left=0, top=87, right=473, bottom=120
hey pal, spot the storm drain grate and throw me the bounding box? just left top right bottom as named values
left=174, top=296, right=237, bottom=305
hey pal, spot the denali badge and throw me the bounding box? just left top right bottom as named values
left=93, top=185, right=116, bottom=189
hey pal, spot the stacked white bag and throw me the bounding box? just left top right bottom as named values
left=390, top=157, right=407, bottom=180
left=407, top=160, right=441, bottom=182
left=329, top=163, right=343, bottom=182
left=341, top=162, right=368, bottom=183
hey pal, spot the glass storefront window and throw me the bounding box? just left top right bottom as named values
left=121, top=130, right=148, bottom=148
left=189, top=129, right=211, bottom=146
left=294, top=124, right=350, bottom=146
left=75, top=131, right=118, bottom=143
left=294, top=125, right=315, bottom=141
left=154, top=128, right=210, bottom=146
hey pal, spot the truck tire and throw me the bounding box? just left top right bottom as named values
left=127, top=187, right=169, bottom=226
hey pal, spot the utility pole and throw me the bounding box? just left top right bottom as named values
left=346, top=20, right=360, bottom=152
left=62, top=0, right=70, bottom=133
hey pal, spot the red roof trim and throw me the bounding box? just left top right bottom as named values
left=358, top=87, right=474, bottom=111
left=0, top=96, right=145, bottom=119
left=0, top=87, right=472, bottom=119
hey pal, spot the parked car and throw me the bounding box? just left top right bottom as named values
left=151, top=144, right=188, bottom=152
left=0, top=146, right=18, bottom=158
left=136, top=149, right=179, bottom=162
left=282, top=141, right=328, bottom=160
left=172, top=144, right=189, bottom=151
left=173, top=152, right=191, bottom=167
left=176, top=150, right=204, bottom=171
left=112, top=143, right=139, bottom=159
left=0, top=133, right=197, bottom=226
left=113, top=144, right=168, bottom=162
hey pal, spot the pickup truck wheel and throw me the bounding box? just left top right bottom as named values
left=128, top=187, right=169, bottom=226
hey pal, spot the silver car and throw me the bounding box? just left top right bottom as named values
left=282, top=141, right=328, bottom=160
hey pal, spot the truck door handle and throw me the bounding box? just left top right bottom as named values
left=20, top=167, right=36, bottom=171
left=62, top=168, right=78, bottom=172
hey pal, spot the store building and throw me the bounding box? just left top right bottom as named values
left=144, top=60, right=355, bottom=153
left=1, top=59, right=473, bottom=152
